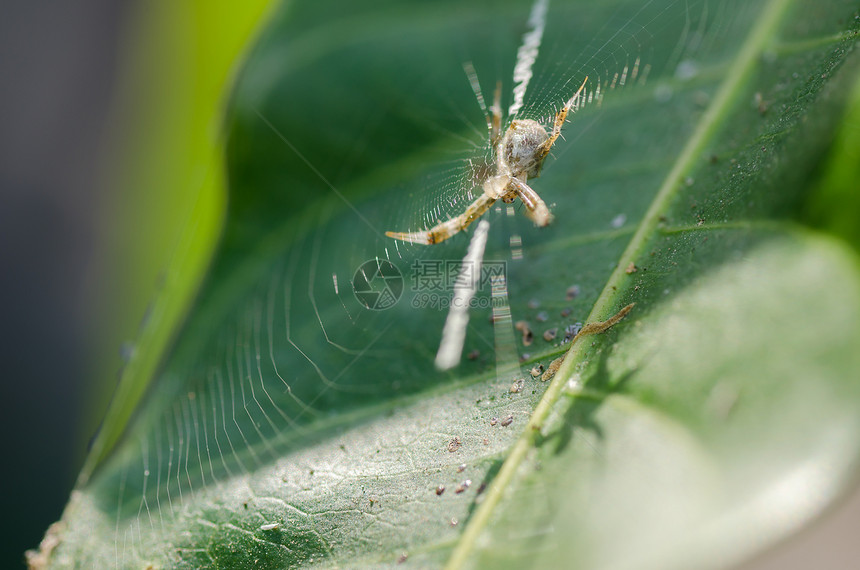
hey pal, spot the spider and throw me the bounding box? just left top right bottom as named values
left=385, top=76, right=588, bottom=245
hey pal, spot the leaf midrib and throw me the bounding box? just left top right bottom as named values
left=443, top=0, right=794, bottom=567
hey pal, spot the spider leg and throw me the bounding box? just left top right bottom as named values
left=463, top=63, right=503, bottom=149
left=536, top=76, right=588, bottom=161
left=510, top=176, right=553, bottom=227
left=385, top=193, right=497, bottom=245
left=463, top=62, right=496, bottom=144
left=490, top=80, right=503, bottom=148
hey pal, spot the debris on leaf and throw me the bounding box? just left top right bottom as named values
left=542, top=356, right=564, bottom=381
left=515, top=320, right=534, bottom=346
left=447, top=437, right=462, bottom=452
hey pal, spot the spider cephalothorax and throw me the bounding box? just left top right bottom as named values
left=386, top=77, right=587, bottom=245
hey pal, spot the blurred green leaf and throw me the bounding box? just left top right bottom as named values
left=81, top=0, right=275, bottom=481
left=805, top=60, right=860, bottom=252
left=38, top=0, right=860, bottom=568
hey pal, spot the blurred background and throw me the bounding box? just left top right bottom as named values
left=1, top=0, right=859, bottom=568
left=0, top=0, right=128, bottom=566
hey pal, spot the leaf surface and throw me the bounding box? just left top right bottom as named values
left=44, top=0, right=860, bottom=568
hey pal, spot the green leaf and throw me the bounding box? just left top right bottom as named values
left=79, top=0, right=275, bottom=484
left=38, top=0, right=860, bottom=568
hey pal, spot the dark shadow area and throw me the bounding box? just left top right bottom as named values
left=0, top=0, right=127, bottom=565
left=543, top=339, right=638, bottom=458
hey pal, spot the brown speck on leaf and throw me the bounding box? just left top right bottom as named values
left=523, top=330, right=533, bottom=346
left=519, top=353, right=530, bottom=362
left=501, top=414, right=514, bottom=427
left=523, top=329, right=535, bottom=346
left=566, top=284, right=580, bottom=300
left=397, top=553, right=409, bottom=564
left=543, top=328, right=558, bottom=342
left=542, top=356, right=565, bottom=381
left=483, top=437, right=489, bottom=445
left=455, top=479, right=472, bottom=493
left=451, top=517, right=459, bottom=526
left=510, top=378, right=525, bottom=393
left=527, top=298, right=540, bottom=309
left=536, top=311, right=549, bottom=322
left=477, top=482, right=487, bottom=494
left=447, top=437, right=462, bottom=452
left=560, top=307, right=572, bottom=317
left=625, top=262, right=637, bottom=274
left=514, top=322, right=533, bottom=346
left=467, top=349, right=480, bottom=360
left=489, top=417, right=498, bottom=426
left=457, top=463, right=467, bottom=473
left=436, top=485, right=445, bottom=496
left=529, top=364, right=545, bottom=378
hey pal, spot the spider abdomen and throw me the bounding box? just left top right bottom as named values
left=500, top=119, right=549, bottom=178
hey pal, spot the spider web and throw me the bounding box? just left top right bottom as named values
left=80, top=0, right=760, bottom=565
left=376, top=0, right=724, bottom=244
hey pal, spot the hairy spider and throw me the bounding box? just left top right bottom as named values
left=385, top=76, right=588, bottom=245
